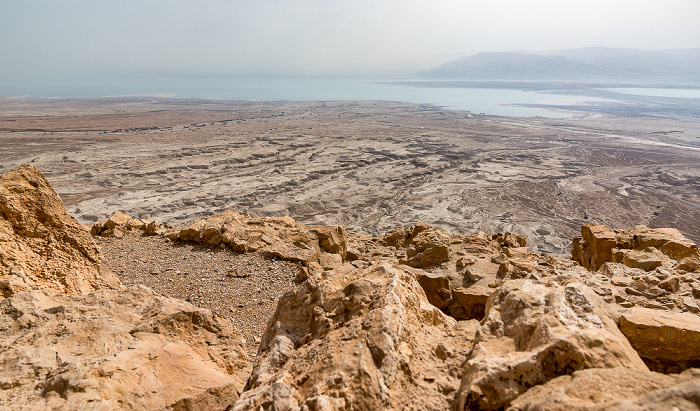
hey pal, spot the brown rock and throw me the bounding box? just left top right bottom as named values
left=233, top=263, right=469, bottom=410
left=307, top=225, right=348, bottom=259
left=450, top=286, right=491, bottom=320
left=454, top=279, right=647, bottom=410
left=0, top=286, right=249, bottom=410
left=509, top=367, right=700, bottom=411
left=619, top=307, right=700, bottom=373
left=383, top=223, right=451, bottom=268
left=572, top=224, right=617, bottom=271
left=613, top=249, right=663, bottom=272
left=414, top=270, right=454, bottom=310
left=0, top=164, right=118, bottom=295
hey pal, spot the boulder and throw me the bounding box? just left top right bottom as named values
left=454, top=279, right=647, bottom=410
left=307, top=225, right=348, bottom=259
left=619, top=307, right=700, bottom=373
left=572, top=224, right=699, bottom=272
left=0, top=286, right=249, bottom=410
left=383, top=223, right=452, bottom=268
left=0, top=164, right=118, bottom=295
left=414, top=270, right=454, bottom=310
left=509, top=367, right=700, bottom=411
left=571, top=224, right=618, bottom=271
left=233, top=263, right=474, bottom=410
left=449, top=286, right=492, bottom=320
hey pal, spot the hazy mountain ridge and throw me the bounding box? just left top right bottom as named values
left=421, top=47, right=700, bottom=81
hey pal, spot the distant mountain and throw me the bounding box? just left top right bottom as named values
left=420, top=48, right=700, bottom=82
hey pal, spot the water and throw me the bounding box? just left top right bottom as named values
left=1, top=76, right=616, bottom=117
left=604, top=87, right=700, bottom=99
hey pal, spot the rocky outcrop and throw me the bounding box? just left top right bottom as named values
left=233, top=262, right=477, bottom=410
left=90, top=211, right=171, bottom=237
left=0, top=165, right=250, bottom=410
left=170, top=210, right=347, bottom=278
left=0, top=164, right=118, bottom=296
left=572, top=224, right=699, bottom=272
left=0, top=286, right=249, bottom=410
left=454, top=279, right=648, bottom=410
left=619, top=307, right=700, bottom=373
left=509, top=367, right=700, bottom=410
left=568, top=224, right=700, bottom=317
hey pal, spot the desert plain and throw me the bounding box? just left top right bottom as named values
left=1, top=95, right=699, bottom=255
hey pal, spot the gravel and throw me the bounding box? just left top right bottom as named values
left=97, top=233, right=300, bottom=355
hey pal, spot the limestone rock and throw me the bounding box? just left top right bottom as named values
left=572, top=224, right=699, bottom=272
left=91, top=211, right=156, bottom=237
left=173, top=210, right=349, bottom=270
left=233, top=262, right=473, bottom=410
left=0, top=164, right=118, bottom=295
left=414, top=270, right=454, bottom=310
left=509, top=367, right=700, bottom=411
left=383, top=223, right=452, bottom=268
left=454, top=279, right=647, bottom=410
left=449, top=286, right=492, bottom=321
left=0, top=286, right=249, bottom=410
left=619, top=307, right=700, bottom=373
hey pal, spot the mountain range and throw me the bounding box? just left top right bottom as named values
left=420, top=47, right=700, bottom=82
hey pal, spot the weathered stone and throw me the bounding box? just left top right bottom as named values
left=233, top=263, right=469, bottom=410
left=0, top=164, right=118, bottom=295
left=307, top=225, right=348, bottom=259
left=509, top=367, right=700, bottom=411
left=318, top=252, right=343, bottom=270
left=415, top=270, right=453, bottom=310
left=450, top=286, right=491, bottom=320
left=619, top=307, right=700, bottom=373
left=0, top=286, right=249, bottom=410
left=454, top=279, right=647, bottom=410
left=383, top=223, right=451, bottom=268
left=572, top=224, right=617, bottom=271
left=676, top=257, right=700, bottom=272
left=613, top=249, right=663, bottom=272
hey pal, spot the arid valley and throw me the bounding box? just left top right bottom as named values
left=1, top=96, right=698, bottom=255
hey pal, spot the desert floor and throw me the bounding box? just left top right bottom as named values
left=1, top=97, right=699, bottom=255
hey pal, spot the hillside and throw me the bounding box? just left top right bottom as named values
left=1, top=164, right=700, bottom=410
left=421, top=47, right=700, bottom=81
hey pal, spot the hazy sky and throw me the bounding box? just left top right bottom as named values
left=2, top=0, right=699, bottom=78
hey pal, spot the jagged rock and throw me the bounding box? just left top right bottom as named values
left=383, top=223, right=452, bottom=268
left=573, top=224, right=699, bottom=272
left=307, top=225, right=348, bottom=259
left=619, top=307, right=700, bottom=373
left=0, top=286, right=249, bottom=410
left=173, top=210, right=349, bottom=269
left=509, top=367, right=700, bottom=411
left=0, top=164, right=118, bottom=295
left=90, top=211, right=155, bottom=237
left=233, top=262, right=474, bottom=410
left=414, top=270, right=454, bottom=310
left=613, top=248, right=663, bottom=272
left=449, top=286, right=492, bottom=320
left=454, top=279, right=648, bottom=410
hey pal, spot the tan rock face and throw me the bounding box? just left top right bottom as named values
left=382, top=223, right=453, bottom=268
left=454, top=279, right=648, bottom=410
left=0, top=286, right=249, bottom=410
left=572, top=224, right=699, bottom=272
left=172, top=210, right=348, bottom=275
left=0, top=164, right=118, bottom=295
left=509, top=367, right=700, bottom=411
left=233, top=262, right=475, bottom=410
left=619, top=307, right=700, bottom=373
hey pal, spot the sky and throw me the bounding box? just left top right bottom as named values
left=1, top=0, right=699, bottom=79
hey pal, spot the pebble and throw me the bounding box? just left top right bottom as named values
left=98, top=233, right=299, bottom=356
